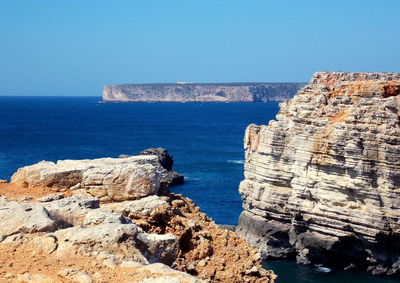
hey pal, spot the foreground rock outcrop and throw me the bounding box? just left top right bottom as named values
left=1, top=153, right=275, bottom=282
left=103, top=82, right=305, bottom=102
left=0, top=194, right=197, bottom=282
left=237, top=72, right=400, bottom=276
left=11, top=156, right=162, bottom=202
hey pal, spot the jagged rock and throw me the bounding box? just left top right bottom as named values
left=128, top=193, right=276, bottom=283
left=160, top=171, right=184, bottom=189
left=52, top=217, right=178, bottom=265
left=1, top=154, right=276, bottom=283
left=140, top=148, right=174, bottom=171
left=139, top=148, right=184, bottom=190
left=0, top=194, right=180, bottom=267
left=237, top=71, right=400, bottom=276
left=10, top=156, right=161, bottom=202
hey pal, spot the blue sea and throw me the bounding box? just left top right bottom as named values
left=0, top=96, right=398, bottom=283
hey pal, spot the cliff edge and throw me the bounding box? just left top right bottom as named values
left=1, top=153, right=275, bottom=283
left=236, top=71, right=400, bottom=276
left=102, top=82, right=305, bottom=102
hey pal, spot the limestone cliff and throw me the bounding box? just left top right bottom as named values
left=103, top=82, right=305, bottom=102
left=236, top=72, right=400, bottom=276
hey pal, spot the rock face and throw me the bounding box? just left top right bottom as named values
left=0, top=195, right=185, bottom=279
left=139, top=148, right=184, bottom=189
left=236, top=72, right=400, bottom=276
left=140, top=148, right=175, bottom=171
left=103, top=194, right=275, bottom=282
left=1, top=154, right=275, bottom=282
left=11, top=156, right=161, bottom=202
left=103, top=82, right=306, bottom=102
left=119, top=148, right=184, bottom=191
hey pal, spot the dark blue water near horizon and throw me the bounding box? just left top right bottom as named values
left=0, top=96, right=398, bottom=283
left=0, top=96, right=278, bottom=225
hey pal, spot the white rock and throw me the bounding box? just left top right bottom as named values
left=11, top=156, right=161, bottom=202
left=58, top=269, right=92, bottom=283
left=101, top=195, right=167, bottom=218
left=83, top=209, right=129, bottom=225
left=0, top=200, right=56, bottom=241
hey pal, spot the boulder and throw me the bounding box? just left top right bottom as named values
left=101, top=195, right=168, bottom=218
left=43, top=194, right=100, bottom=227
left=11, top=156, right=161, bottom=202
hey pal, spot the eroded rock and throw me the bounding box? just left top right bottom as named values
left=237, top=71, right=400, bottom=276
left=1, top=153, right=276, bottom=283
left=140, top=148, right=175, bottom=171
left=11, top=156, right=161, bottom=202
left=0, top=198, right=57, bottom=241
left=138, top=148, right=184, bottom=190
left=101, top=195, right=168, bottom=218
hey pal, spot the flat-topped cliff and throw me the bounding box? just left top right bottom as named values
left=236, top=71, right=400, bottom=276
left=103, top=82, right=306, bottom=102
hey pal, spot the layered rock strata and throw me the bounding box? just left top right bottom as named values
left=237, top=72, right=400, bottom=276
left=11, top=156, right=162, bottom=202
left=1, top=154, right=275, bottom=282
left=103, top=82, right=305, bottom=102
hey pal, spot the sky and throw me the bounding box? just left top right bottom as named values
left=0, top=0, right=399, bottom=96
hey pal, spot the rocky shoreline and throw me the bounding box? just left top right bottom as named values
left=236, top=71, right=400, bottom=277
left=0, top=150, right=275, bottom=283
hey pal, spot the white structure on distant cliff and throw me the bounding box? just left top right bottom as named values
left=177, top=79, right=194, bottom=84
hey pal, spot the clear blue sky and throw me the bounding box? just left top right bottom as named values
left=1, top=0, right=399, bottom=96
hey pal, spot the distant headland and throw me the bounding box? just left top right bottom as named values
left=102, top=82, right=306, bottom=102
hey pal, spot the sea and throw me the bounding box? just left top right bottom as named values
left=0, top=96, right=398, bottom=283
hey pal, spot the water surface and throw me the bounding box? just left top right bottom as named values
left=0, top=96, right=278, bottom=225
left=0, top=96, right=397, bottom=282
